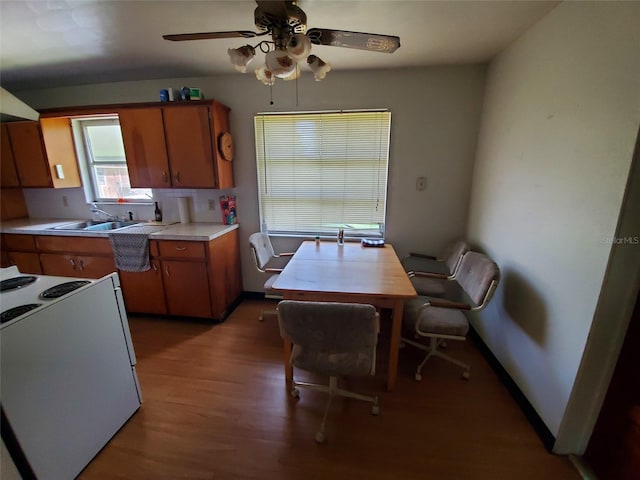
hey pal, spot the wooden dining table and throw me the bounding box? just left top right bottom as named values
left=271, top=240, right=417, bottom=391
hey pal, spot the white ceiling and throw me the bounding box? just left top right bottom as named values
left=0, top=0, right=559, bottom=92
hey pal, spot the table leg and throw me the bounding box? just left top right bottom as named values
left=388, top=299, right=404, bottom=391
left=283, top=337, right=293, bottom=387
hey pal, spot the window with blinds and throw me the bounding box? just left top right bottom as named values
left=254, top=110, right=391, bottom=238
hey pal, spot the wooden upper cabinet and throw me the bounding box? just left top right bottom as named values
left=3, top=119, right=80, bottom=188
left=118, top=108, right=171, bottom=188
left=6, top=121, right=51, bottom=187
left=1, top=124, right=20, bottom=187
left=162, top=105, right=216, bottom=188
left=39, top=117, right=82, bottom=188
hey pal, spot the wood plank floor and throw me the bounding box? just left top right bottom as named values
left=80, top=299, right=580, bottom=480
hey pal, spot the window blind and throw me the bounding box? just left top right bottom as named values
left=254, top=110, right=391, bottom=237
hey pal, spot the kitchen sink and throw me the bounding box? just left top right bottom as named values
left=84, top=221, right=139, bottom=231
left=50, top=220, right=140, bottom=232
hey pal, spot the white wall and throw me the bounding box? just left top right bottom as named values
left=16, top=65, right=486, bottom=292
left=467, top=0, right=640, bottom=446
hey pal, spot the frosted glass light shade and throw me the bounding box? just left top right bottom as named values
left=307, top=55, right=331, bottom=81
left=286, top=33, right=312, bottom=61
left=255, top=64, right=275, bottom=86
left=265, top=49, right=297, bottom=78
left=228, top=45, right=255, bottom=73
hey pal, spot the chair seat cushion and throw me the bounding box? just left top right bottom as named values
left=291, top=346, right=373, bottom=376
left=263, top=274, right=279, bottom=291
left=403, top=297, right=469, bottom=337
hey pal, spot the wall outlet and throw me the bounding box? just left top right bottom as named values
left=208, top=199, right=216, bottom=210
left=416, top=176, right=426, bottom=191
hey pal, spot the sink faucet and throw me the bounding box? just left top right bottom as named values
left=90, top=203, right=119, bottom=221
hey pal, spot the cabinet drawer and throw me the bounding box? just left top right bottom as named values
left=158, top=241, right=205, bottom=259
left=2, top=233, right=37, bottom=252
left=36, top=236, right=112, bottom=254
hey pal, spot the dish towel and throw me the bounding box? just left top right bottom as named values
left=109, top=225, right=167, bottom=272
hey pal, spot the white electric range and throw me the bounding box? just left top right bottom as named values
left=0, top=266, right=142, bottom=480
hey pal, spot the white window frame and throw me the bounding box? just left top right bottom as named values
left=254, top=110, right=391, bottom=239
left=71, top=116, right=152, bottom=203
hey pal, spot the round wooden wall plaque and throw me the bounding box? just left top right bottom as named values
left=218, top=132, right=234, bottom=161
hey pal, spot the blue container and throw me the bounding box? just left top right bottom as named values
left=159, top=89, right=169, bottom=102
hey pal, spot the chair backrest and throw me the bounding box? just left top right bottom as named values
left=249, top=232, right=275, bottom=270
left=277, top=301, right=378, bottom=353
left=440, top=239, right=471, bottom=274
left=456, top=252, right=500, bottom=308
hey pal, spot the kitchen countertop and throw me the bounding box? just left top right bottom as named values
left=0, top=218, right=239, bottom=241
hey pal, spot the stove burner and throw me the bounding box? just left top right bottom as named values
left=0, top=276, right=37, bottom=292
left=1, top=303, right=42, bottom=323
left=40, top=281, right=91, bottom=299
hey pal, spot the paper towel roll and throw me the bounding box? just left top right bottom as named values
left=178, top=197, right=190, bottom=224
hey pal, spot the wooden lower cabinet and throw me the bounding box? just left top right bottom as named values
left=119, top=261, right=167, bottom=315
left=7, top=252, right=42, bottom=274
left=39, top=253, right=116, bottom=279
left=161, top=260, right=212, bottom=318
left=1, top=233, right=41, bottom=273
left=35, top=235, right=116, bottom=279
left=4, top=229, right=242, bottom=321
left=118, top=230, right=242, bottom=320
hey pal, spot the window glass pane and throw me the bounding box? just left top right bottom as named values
left=254, top=111, right=390, bottom=237
left=85, top=125, right=126, bottom=162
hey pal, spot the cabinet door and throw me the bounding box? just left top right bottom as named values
left=208, top=229, right=242, bottom=319
left=39, top=117, right=81, bottom=188
left=6, top=121, right=52, bottom=187
left=1, top=124, right=20, bottom=187
left=7, top=252, right=42, bottom=274
left=75, top=255, right=117, bottom=279
left=119, top=108, right=171, bottom=188
left=40, top=253, right=115, bottom=278
left=40, top=253, right=79, bottom=276
left=161, top=260, right=212, bottom=318
left=163, top=106, right=216, bottom=188
left=119, top=261, right=167, bottom=314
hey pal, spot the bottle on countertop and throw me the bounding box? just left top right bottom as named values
left=154, top=202, right=162, bottom=222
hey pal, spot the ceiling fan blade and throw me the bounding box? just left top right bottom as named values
left=163, top=31, right=260, bottom=42
left=307, top=28, right=400, bottom=53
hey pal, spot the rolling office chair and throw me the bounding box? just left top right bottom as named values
left=401, top=251, right=499, bottom=381
left=402, top=239, right=470, bottom=298
left=277, top=300, right=380, bottom=444
left=249, top=232, right=295, bottom=321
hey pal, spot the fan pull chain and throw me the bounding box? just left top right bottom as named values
left=295, top=63, right=299, bottom=107
left=270, top=83, right=274, bottom=105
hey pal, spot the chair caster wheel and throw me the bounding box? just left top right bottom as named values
left=290, top=388, right=300, bottom=399
left=371, top=405, right=380, bottom=416
left=315, top=431, right=326, bottom=444
left=462, top=370, right=471, bottom=380
left=415, top=372, right=422, bottom=381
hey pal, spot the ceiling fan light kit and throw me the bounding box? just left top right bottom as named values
left=164, top=1, right=400, bottom=86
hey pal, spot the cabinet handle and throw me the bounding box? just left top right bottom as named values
left=152, top=263, right=158, bottom=273
left=70, top=259, right=76, bottom=269
left=175, top=247, right=187, bottom=251
left=79, top=260, right=84, bottom=271
left=162, top=171, right=168, bottom=183
left=175, top=171, right=181, bottom=183
left=165, top=266, right=170, bottom=277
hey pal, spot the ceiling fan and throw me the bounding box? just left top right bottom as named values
left=163, top=0, right=401, bottom=84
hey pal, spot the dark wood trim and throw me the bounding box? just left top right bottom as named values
left=39, top=100, right=218, bottom=118
left=469, top=327, right=556, bottom=451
